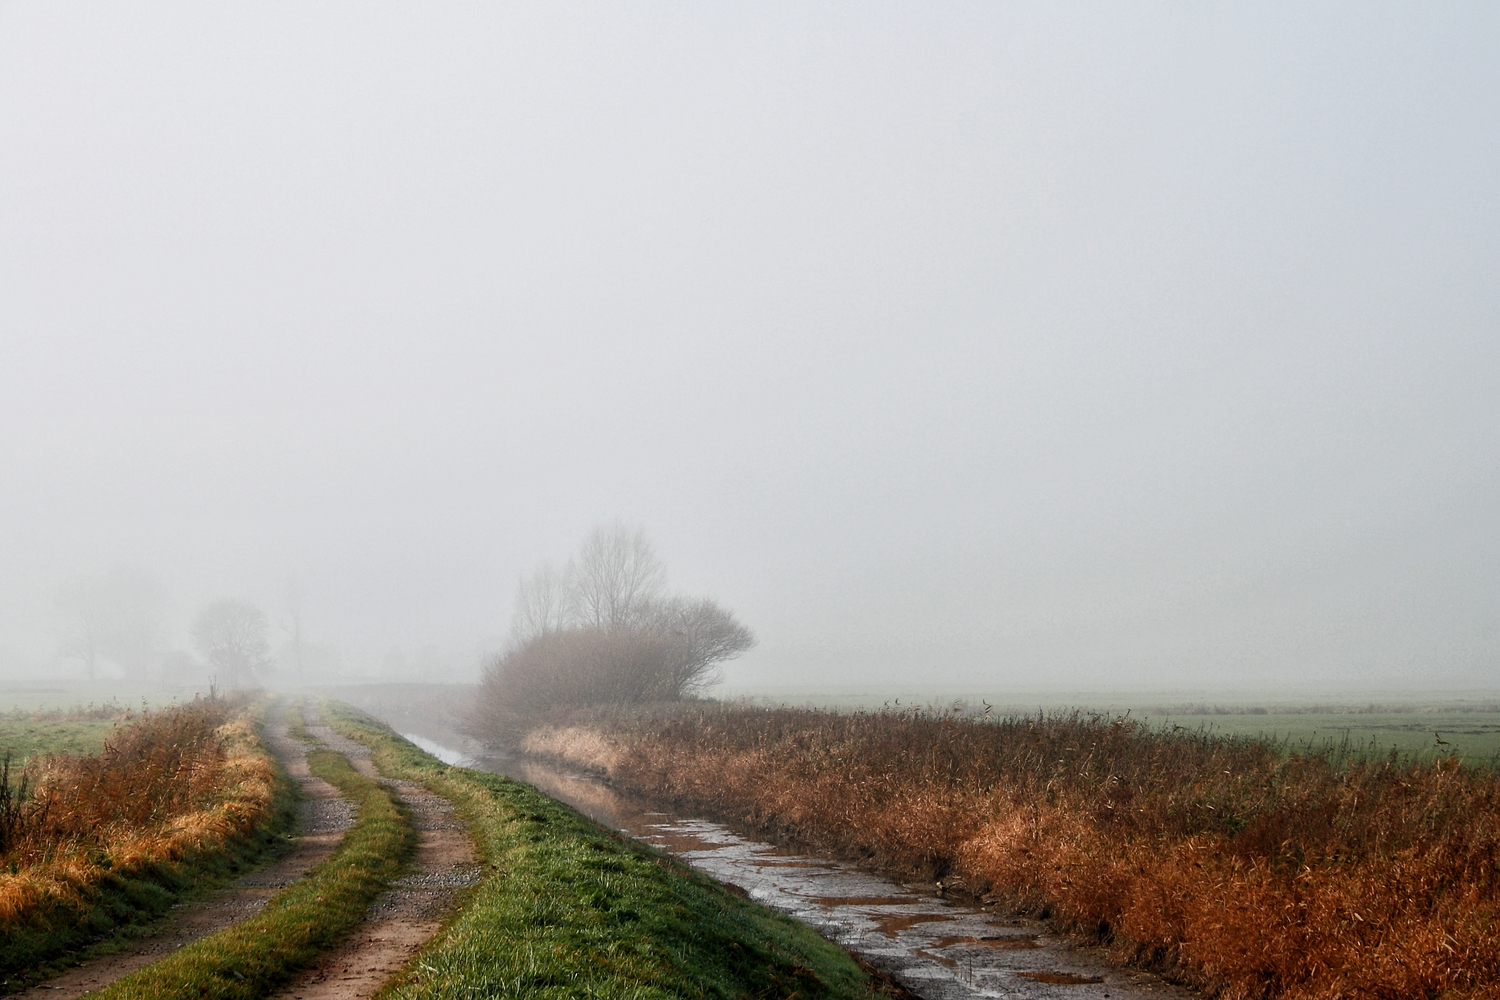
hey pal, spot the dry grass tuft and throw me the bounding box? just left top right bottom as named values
left=538, top=705, right=1500, bottom=1000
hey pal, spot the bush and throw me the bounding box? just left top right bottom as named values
left=472, top=627, right=693, bottom=731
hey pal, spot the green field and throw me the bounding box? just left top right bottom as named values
left=0, top=716, right=124, bottom=763
left=717, top=686, right=1500, bottom=764
left=1140, top=711, right=1500, bottom=763
left=0, top=682, right=216, bottom=717
left=0, top=682, right=223, bottom=764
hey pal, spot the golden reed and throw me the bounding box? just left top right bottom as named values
left=530, top=706, right=1500, bottom=999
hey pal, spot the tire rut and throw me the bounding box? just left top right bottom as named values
left=13, top=704, right=355, bottom=1000
left=272, top=719, right=480, bottom=1000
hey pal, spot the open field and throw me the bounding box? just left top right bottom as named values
left=718, top=686, right=1500, bottom=764
left=324, top=701, right=899, bottom=1000
left=1144, top=711, right=1500, bottom=763
left=0, top=683, right=225, bottom=766
left=0, top=684, right=215, bottom=715
left=0, top=715, right=126, bottom=764
left=520, top=703, right=1500, bottom=1000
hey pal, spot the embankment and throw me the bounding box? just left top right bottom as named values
left=323, top=701, right=902, bottom=1000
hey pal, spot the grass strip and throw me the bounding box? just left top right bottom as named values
left=323, top=701, right=890, bottom=1000
left=88, top=705, right=416, bottom=1000
left=0, top=700, right=296, bottom=992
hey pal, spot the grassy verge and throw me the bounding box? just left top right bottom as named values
left=323, top=701, right=891, bottom=1000
left=87, top=702, right=415, bottom=1000
left=0, top=699, right=295, bottom=990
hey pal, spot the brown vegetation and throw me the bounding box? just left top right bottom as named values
left=524, top=705, right=1500, bottom=1000
left=0, top=698, right=280, bottom=941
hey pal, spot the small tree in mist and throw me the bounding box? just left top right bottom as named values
left=55, top=566, right=167, bottom=680
left=475, top=523, right=755, bottom=730
left=510, top=562, right=571, bottom=643
left=190, top=599, right=272, bottom=690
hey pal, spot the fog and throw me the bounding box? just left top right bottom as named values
left=2, top=4, right=1497, bottom=695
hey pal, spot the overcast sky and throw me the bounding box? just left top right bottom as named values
left=2, top=3, right=1497, bottom=692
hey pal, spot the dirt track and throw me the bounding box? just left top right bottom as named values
left=271, top=719, right=480, bottom=1000
left=14, top=706, right=355, bottom=1000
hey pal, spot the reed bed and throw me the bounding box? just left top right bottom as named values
left=0, top=698, right=284, bottom=978
left=524, top=705, right=1500, bottom=1000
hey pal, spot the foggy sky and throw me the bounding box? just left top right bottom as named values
left=2, top=4, right=1497, bottom=692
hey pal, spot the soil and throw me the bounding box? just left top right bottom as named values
left=13, top=706, right=355, bottom=1000
left=270, top=719, right=480, bottom=1000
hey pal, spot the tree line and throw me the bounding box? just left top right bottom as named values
left=53, top=567, right=284, bottom=687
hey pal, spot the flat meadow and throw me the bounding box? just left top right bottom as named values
left=0, top=711, right=122, bottom=764
left=1142, top=709, right=1500, bottom=763
left=720, top=687, right=1500, bottom=763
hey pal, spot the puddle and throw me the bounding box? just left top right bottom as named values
left=873, top=911, right=959, bottom=937
left=933, top=935, right=1041, bottom=950
left=398, top=730, right=1198, bottom=1000
left=1017, top=971, right=1106, bottom=985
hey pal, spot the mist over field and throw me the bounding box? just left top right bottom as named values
left=1, top=4, right=1497, bottom=696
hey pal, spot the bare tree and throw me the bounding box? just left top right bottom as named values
left=645, top=596, right=757, bottom=695
left=565, top=521, right=667, bottom=630
left=56, top=578, right=107, bottom=680
left=55, top=566, right=166, bottom=680
left=509, top=561, right=570, bottom=644
left=190, top=599, right=271, bottom=690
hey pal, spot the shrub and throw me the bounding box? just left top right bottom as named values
left=472, top=627, right=693, bottom=732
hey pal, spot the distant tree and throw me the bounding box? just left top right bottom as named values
left=510, top=561, right=571, bottom=644
left=55, top=566, right=167, bottom=680
left=477, top=627, right=690, bottom=722
left=189, top=599, right=271, bottom=690
left=55, top=579, right=107, bottom=680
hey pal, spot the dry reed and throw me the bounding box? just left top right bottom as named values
left=0, top=698, right=279, bottom=932
left=530, top=705, right=1500, bottom=1000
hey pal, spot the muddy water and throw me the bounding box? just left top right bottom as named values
left=401, top=733, right=1194, bottom=1000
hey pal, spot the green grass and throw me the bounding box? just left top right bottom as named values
left=1144, top=711, right=1500, bottom=763
left=323, top=701, right=888, bottom=1000
left=86, top=704, right=416, bottom=1000
left=0, top=716, right=124, bottom=763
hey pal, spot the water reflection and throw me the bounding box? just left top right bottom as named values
left=402, top=735, right=1194, bottom=1000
